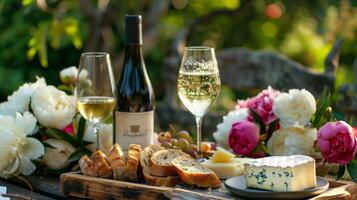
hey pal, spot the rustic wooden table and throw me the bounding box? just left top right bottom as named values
left=1, top=175, right=357, bottom=200
left=0, top=175, right=74, bottom=200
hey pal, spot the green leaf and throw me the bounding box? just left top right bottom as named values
left=267, top=120, right=278, bottom=141
left=22, top=0, right=33, bottom=6
left=63, top=17, right=82, bottom=49
left=28, top=22, right=49, bottom=67
left=44, top=128, right=78, bottom=148
left=76, top=116, right=86, bottom=144
left=336, top=164, right=346, bottom=180
left=347, top=159, right=357, bottom=183
left=26, top=47, right=36, bottom=59
left=49, top=19, right=62, bottom=49
left=82, top=141, right=93, bottom=146
left=250, top=109, right=265, bottom=134
left=312, top=90, right=331, bottom=128
left=348, top=116, right=354, bottom=125
left=67, top=148, right=92, bottom=163
left=169, top=124, right=179, bottom=138
left=57, top=85, right=72, bottom=93
left=260, top=142, right=269, bottom=155
left=251, top=141, right=268, bottom=156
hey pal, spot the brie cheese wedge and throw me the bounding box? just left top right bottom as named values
left=244, top=155, right=317, bottom=192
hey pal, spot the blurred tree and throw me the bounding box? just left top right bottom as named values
left=0, top=0, right=357, bottom=111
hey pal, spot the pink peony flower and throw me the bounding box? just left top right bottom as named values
left=318, top=121, right=357, bottom=164
left=228, top=121, right=260, bottom=156
left=62, top=124, right=74, bottom=135
left=236, top=86, right=279, bottom=125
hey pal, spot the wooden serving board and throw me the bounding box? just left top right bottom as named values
left=61, top=172, right=357, bottom=200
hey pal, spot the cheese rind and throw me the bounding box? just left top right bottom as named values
left=244, top=155, right=317, bottom=192
left=201, top=160, right=244, bottom=179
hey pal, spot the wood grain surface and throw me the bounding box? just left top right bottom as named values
left=61, top=173, right=357, bottom=200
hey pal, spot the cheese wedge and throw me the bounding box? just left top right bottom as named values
left=233, top=157, right=253, bottom=164
left=244, top=155, right=317, bottom=192
left=210, top=147, right=235, bottom=162
left=202, top=160, right=244, bottom=179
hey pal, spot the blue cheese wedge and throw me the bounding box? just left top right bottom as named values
left=244, top=155, right=317, bottom=192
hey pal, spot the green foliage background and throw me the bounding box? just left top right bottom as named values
left=1, top=0, right=357, bottom=109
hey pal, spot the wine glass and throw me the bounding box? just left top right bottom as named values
left=75, top=52, right=116, bottom=150
left=177, top=46, right=221, bottom=154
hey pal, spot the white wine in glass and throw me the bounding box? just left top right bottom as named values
left=77, top=96, right=116, bottom=124
left=177, top=47, right=221, bottom=154
left=75, top=52, right=116, bottom=150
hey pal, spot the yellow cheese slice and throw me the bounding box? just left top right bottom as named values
left=210, top=147, right=236, bottom=162
left=202, top=160, right=245, bottom=179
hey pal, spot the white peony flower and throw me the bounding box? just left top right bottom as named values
left=83, top=123, right=113, bottom=153
left=0, top=112, right=44, bottom=178
left=42, top=139, right=76, bottom=170
left=273, top=89, right=316, bottom=127
left=0, top=77, right=46, bottom=116
left=31, top=85, right=76, bottom=129
left=60, top=66, right=89, bottom=85
left=213, top=108, right=249, bottom=148
left=267, top=126, right=317, bottom=156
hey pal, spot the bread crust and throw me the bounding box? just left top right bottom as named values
left=172, top=155, right=221, bottom=188
left=107, top=143, right=127, bottom=180
left=91, top=151, right=113, bottom=179
left=140, top=145, right=182, bottom=186
left=79, top=155, right=98, bottom=177
left=143, top=170, right=182, bottom=187
left=122, top=144, right=142, bottom=182
left=149, top=149, right=187, bottom=177
left=140, top=144, right=165, bottom=169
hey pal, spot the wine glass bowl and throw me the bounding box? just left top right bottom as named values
left=177, top=46, right=221, bottom=153
left=75, top=52, right=116, bottom=150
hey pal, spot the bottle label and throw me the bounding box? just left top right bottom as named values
left=115, top=111, right=154, bottom=150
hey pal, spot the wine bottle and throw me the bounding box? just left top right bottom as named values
left=114, top=15, right=155, bottom=150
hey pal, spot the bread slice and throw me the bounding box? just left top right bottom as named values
left=91, top=150, right=113, bottom=179
left=79, top=155, right=98, bottom=177
left=143, top=171, right=182, bottom=187
left=172, top=155, right=221, bottom=188
left=107, top=143, right=126, bottom=180
left=140, top=144, right=164, bottom=169
left=149, top=149, right=187, bottom=176
left=121, top=144, right=141, bottom=182
left=140, top=145, right=182, bottom=186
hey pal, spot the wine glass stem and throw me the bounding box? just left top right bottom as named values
left=195, top=116, right=203, bottom=154
left=93, top=123, right=100, bottom=151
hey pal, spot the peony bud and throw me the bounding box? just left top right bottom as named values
left=228, top=121, right=260, bottom=156
left=60, top=66, right=78, bottom=85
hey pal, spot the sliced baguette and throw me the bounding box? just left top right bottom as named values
left=143, top=171, right=182, bottom=187
left=149, top=149, right=187, bottom=176
left=140, top=144, right=164, bottom=169
left=140, top=145, right=182, bottom=187
left=107, top=143, right=126, bottom=180
left=172, top=155, right=221, bottom=188
left=91, top=151, right=113, bottom=179
left=79, top=155, right=98, bottom=177
left=122, top=144, right=141, bottom=182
